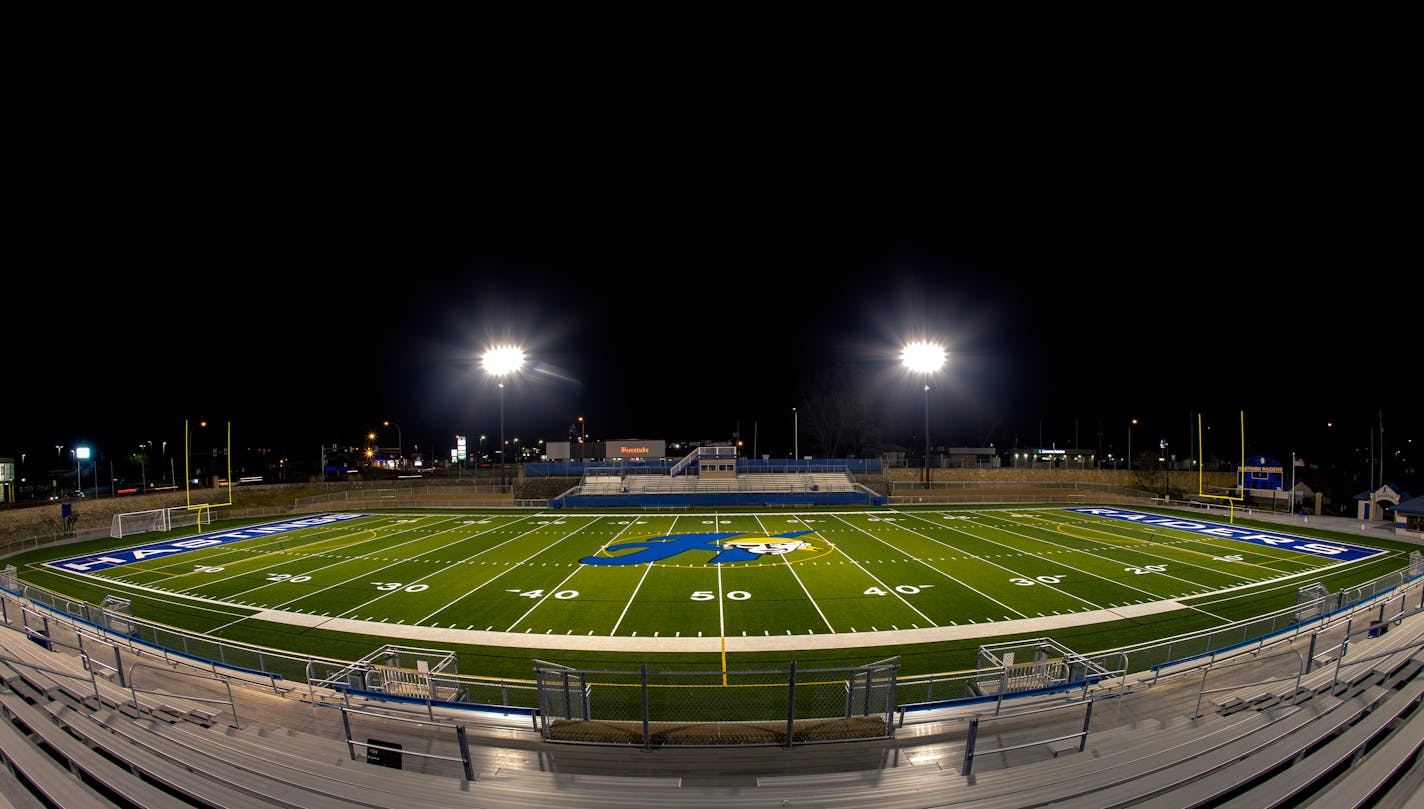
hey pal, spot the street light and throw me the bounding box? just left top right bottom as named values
left=482, top=344, right=526, bottom=488
left=185, top=420, right=207, bottom=503
left=1160, top=439, right=1169, bottom=500
left=792, top=407, right=798, bottom=464
left=1128, top=418, right=1138, bottom=472
left=902, top=340, right=947, bottom=489
left=578, top=416, right=585, bottom=466
left=383, top=420, right=403, bottom=467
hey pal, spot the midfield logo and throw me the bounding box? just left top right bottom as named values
left=580, top=530, right=817, bottom=566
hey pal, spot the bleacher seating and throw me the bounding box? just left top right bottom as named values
left=2, top=584, right=1422, bottom=807
left=577, top=470, right=861, bottom=498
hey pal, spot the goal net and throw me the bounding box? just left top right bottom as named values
left=110, top=508, right=171, bottom=538
left=168, top=504, right=212, bottom=533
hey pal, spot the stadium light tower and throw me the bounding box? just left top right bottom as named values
left=901, top=341, right=947, bottom=489
left=482, top=345, right=526, bottom=488
left=1128, top=418, right=1138, bottom=472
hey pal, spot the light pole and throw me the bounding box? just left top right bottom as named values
left=1159, top=439, right=1169, bottom=500
left=482, top=345, right=526, bottom=489
left=1128, top=418, right=1138, bottom=472
left=902, top=341, right=947, bottom=489
left=383, top=421, right=402, bottom=467
left=792, top=407, right=798, bottom=465
left=578, top=416, right=585, bottom=466
left=185, top=420, right=207, bottom=499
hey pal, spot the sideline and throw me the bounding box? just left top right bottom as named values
left=254, top=599, right=1187, bottom=653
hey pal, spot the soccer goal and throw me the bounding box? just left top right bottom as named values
left=168, top=504, right=213, bottom=533
left=110, top=508, right=171, bottom=538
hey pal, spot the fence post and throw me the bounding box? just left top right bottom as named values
left=1076, top=699, right=1093, bottom=753
left=112, top=645, right=125, bottom=687
left=641, top=663, right=650, bottom=752
left=341, top=707, right=356, bottom=761
left=786, top=660, right=797, bottom=749
left=963, top=717, right=979, bottom=776
left=456, top=725, right=474, bottom=781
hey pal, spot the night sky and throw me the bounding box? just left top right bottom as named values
left=5, top=132, right=1417, bottom=495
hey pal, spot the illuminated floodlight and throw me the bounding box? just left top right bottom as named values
left=481, top=345, right=526, bottom=377
left=900, top=341, right=946, bottom=374
left=482, top=344, right=526, bottom=488
left=901, top=341, right=947, bottom=489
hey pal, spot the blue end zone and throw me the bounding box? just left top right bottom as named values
left=48, top=513, right=369, bottom=573
left=1065, top=507, right=1381, bottom=562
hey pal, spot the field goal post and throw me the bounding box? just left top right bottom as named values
left=110, top=508, right=170, bottom=538
left=1197, top=410, right=1246, bottom=522
left=182, top=418, right=235, bottom=533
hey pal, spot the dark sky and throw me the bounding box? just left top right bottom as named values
left=4, top=120, right=1417, bottom=488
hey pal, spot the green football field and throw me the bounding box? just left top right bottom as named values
left=37, top=505, right=1391, bottom=650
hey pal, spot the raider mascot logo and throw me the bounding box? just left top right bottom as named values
left=581, top=530, right=816, bottom=566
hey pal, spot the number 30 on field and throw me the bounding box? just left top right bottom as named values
left=1009, top=575, right=1064, bottom=586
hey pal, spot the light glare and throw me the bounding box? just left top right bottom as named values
left=482, top=345, right=526, bottom=377
left=901, top=341, right=946, bottom=374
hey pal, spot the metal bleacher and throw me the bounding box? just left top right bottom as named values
left=2, top=577, right=1423, bottom=807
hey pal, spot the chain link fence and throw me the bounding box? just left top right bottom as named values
left=534, top=657, right=900, bottom=748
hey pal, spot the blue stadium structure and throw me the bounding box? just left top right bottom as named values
left=548, top=444, right=888, bottom=508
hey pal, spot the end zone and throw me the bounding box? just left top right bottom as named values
left=1066, top=507, right=1381, bottom=562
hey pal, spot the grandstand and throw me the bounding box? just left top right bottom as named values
left=3, top=567, right=1422, bottom=807
left=552, top=444, right=885, bottom=508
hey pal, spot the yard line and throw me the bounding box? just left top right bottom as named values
left=212, top=513, right=589, bottom=633
left=829, top=512, right=1034, bottom=619
left=717, top=555, right=726, bottom=638
left=410, top=515, right=611, bottom=624
left=135, top=514, right=402, bottom=577
left=199, top=515, right=476, bottom=599
left=608, top=559, right=656, bottom=637
left=503, top=564, right=588, bottom=631
left=1023, top=508, right=1326, bottom=576
left=896, top=510, right=1136, bottom=608
left=821, top=514, right=942, bottom=625
left=752, top=515, right=836, bottom=633
left=965, top=509, right=1264, bottom=595
left=603, top=518, right=656, bottom=636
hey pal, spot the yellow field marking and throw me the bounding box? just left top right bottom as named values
left=721, top=635, right=727, bottom=685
